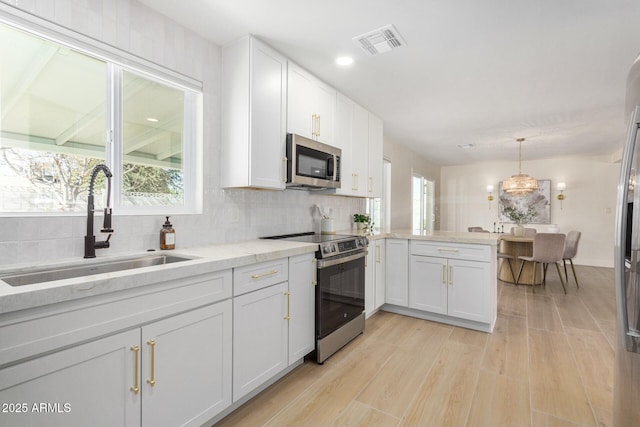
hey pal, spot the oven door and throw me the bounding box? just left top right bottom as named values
left=316, top=251, right=366, bottom=340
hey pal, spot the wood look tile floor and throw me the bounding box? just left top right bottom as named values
left=215, top=266, right=616, bottom=427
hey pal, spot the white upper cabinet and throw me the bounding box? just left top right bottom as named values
left=367, top=113, right=384, bottom=198
left=287, top=62, right=335, bottom=145
left=221, top=36, right=287, bottom=189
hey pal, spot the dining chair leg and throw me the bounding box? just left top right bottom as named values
left=569, top=259, right=579, bottom=289
left=516, top=260, right=526, bottom=285
left=542, top=263, right=548, bottom=286
left=506, top=259, right=516, bottom=284
left=563, top=259, right=569, bottom=283
left=554, top=262, right=567, bottom=294
left=532, top=262, right=538, bottom=293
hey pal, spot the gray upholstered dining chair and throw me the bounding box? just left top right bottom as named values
left=516, top=233, right=567, bottom=293
left=562, top=230, right=581, bottom=289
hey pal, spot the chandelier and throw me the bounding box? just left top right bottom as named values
left=503, top=138, right=538, bottom=196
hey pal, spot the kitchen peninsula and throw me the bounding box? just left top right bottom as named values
left=365, top=230, right=500, bottom=333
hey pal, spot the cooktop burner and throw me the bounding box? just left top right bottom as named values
left=262, top=232, right=354, bottom=244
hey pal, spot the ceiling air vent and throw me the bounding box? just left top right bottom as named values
left=353, top=24, right=407, bottom=56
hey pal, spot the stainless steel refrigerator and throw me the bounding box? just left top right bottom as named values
left=614, top=51, right=640, bottom=425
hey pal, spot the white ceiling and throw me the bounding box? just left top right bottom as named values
left=140, top=0, right=640, bottom=166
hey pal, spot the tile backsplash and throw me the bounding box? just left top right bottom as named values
left=0, top=0, right=366, bottom=266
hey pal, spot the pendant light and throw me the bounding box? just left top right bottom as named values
left=503, top=138, right=538, bottom=195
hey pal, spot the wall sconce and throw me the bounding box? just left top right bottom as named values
left=487, top=184, right=494, bottom=209
left=557, top=182, right=566, bottom=209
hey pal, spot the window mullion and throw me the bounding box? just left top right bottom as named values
left=110, top=64, right=123, bottom=211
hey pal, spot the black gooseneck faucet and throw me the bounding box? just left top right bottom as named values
left=84, top=164, right=114, bottom=258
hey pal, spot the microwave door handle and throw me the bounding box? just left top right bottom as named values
left=327, top=157, right=334, bottom=179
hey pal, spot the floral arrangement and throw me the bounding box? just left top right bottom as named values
left=503, top=206, right=537, bottom=225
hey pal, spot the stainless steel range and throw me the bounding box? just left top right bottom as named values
left=263, top=232, right=368, bottom=363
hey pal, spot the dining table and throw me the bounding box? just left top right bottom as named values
left=498, top=234, right=542, bottom=285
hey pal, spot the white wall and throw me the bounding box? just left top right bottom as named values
left=440, top=155, right=620, bottom=267
left=384, top=136, right=441, bottom=229
left=0, top=0, right=365, bottom=266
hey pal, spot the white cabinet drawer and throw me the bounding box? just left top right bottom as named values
left=233, top=258, right=289, bottom=296
left=410, top=240, right=490, bottom=262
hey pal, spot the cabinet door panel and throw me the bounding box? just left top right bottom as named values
left=365, top=248, right=376, bottom=316
left=447, top=259, right=490, bottom=323
left=385, top=239, right=409, bottom=306
left=409, top=256, right=447, bottom=314
left=367, top=113, right=383, bottom=197
left=315, top=81, right=335, bottom=145
left=374, top=240, right=386, bottom=309
left=250, top=40, right=287, bottom=189
left=288, top=253, right=315, bottom=363
left=287, top=63, right=314, bottom=138
left=351, top=103, right=369, bottom=196
left=233, top=283, right=288, bottom=402
left=0, top=329, right=141, bottom=427
left=142, top=301, right=232, bottom=427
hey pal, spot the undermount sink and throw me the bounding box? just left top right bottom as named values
left=0, top=254, right=193, bottom=287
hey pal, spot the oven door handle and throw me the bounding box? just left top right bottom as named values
left=317, top=251, right=367, bottom=269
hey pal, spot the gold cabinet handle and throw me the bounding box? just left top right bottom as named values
left=317, top=114, right=321, bottom=137
left=442, top=264, right=446, bottom=284
left=449, top=265, right=453, bottom=286
left=312, top=259, right=317, bottom=286
left=251, top=269, right=278, bottom=279
left=130, top=345, right=140, bottom=395
left=352, top=173, right=358, bottom=191
left=376, top=245, right=381, bottom=263
left=146, top=340, right=156, bottom=387
left=368, top=177, right=373, bottom=193
left=438, top=248, right=460, bottom=253
left=284, top=291, right=291, bottom=320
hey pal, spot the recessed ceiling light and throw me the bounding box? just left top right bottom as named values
left=457, top=143, right=475, bottom=149
left=335, top=56, right=354, bottom=66
left=146, top=117, right=159, bottom=123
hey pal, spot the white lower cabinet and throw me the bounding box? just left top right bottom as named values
left=288, top=253, right=316, bottom=362
left=0, top=301, right=232, bottom=427
left=365, top=239, right=386, bottom=317
left=232, top=254, right=315, bottom=403
left=385, top=239, right=409, bottom=307
left=233, top=282, right=288, bottom=402
left=409, top=241, right=492, bottom=324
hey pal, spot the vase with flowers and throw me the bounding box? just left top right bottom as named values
left=503, top=206, right=537, bottom=236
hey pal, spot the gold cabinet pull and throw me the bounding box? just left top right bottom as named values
left=449, top=265, right=453, bottom=286
left=442, top=264, right=446, bottom=284
left=438, top=248, right=460, bottom=253
left=284, top=291, right=291, bottom=320
left=376, top=245, right=381, bottom=263
left=317, top=114, right=321, bottom=137
left=146, top=340, right=156, bottom=387
left=352, top=173, right=359, bottom=191
left=130, top=345, right=140, bottom=395
left=368, top=177, right=373, bottom=193
left=251, top=269, right=278, bottom=279
left=312, top=259, right=317, bottom=286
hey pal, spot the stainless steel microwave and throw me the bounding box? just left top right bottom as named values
left=286, top=133, right=341, bottom=189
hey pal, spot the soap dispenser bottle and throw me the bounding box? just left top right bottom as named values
left=160, top=216, right=175, bottom=250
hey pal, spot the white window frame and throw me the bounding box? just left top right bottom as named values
left=0, top=5, right=203, bottom=216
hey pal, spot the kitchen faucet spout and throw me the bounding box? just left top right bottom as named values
left=84, top=164, right=114, bottom=258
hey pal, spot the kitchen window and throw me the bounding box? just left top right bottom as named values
left=0, top=17, right=203, bottom=215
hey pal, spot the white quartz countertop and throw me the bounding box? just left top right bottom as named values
left=351, top=229, right=500, bottom=245
left=0, top=240, right=317, bottom=315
